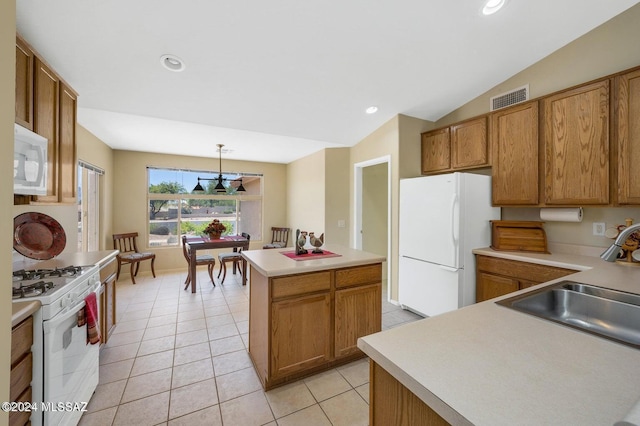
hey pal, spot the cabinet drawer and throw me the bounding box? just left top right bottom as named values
left=477, top=255, right=577, bottom=283
left=335, top=264, right=382, bottom=288
left=100, top=258, right=117, bottom=282
left=10, top=352, right=32, bottom=402
left=11, top=317, right=33, bottom=367
left=9, top=386, right=32, bottom=426
left=272, top=271, right=331, bottom=299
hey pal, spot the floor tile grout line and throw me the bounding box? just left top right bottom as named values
left=90, top=272, right=389, bottom=425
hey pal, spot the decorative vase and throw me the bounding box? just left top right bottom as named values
left=209, top=232, right=221, bottom=240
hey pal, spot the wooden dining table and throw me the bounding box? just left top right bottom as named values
left=184, top=235, right=250, bottom=293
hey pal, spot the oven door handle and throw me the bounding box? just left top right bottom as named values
left=43, top=299, right=86, bottom=333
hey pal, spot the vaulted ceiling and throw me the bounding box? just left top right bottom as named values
left=16, top=0, right=640, bottom=163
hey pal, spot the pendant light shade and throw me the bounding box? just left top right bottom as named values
left=192, top=144, right=246, bottom=194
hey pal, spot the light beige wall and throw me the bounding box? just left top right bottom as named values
left=398, top=114, right=433, bottom=179
left=286, top=149, right=326, bottom=237
left=324, top=148, right=350, bottom=246
left=350, top=115, right=399, bottom=299
left=1, top=1, right=16, bottom=419
left=434, top=4, right=640, bottom=249
left=437, top=4, right=640, bottom=126
left=112, top=150, right=287, bottom=273
left=77, top=125, right=114, bottom=251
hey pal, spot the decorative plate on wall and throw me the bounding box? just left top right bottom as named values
left=13, top=212, right=66, bottom=259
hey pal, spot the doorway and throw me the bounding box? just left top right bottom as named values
left=77, top=161, right=103, bottom=252
left=354, top=156, right=391, bottom=301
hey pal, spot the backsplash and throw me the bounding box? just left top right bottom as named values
left=502, top=207, right=640, bottom=249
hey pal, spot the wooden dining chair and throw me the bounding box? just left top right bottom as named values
left=263, top=227, right=290, bottom=249
left=112, top=232, right=156, bottom=284
left=182, top=235, right=216, bottom=290
left=218, top=233, right=250, bottom=284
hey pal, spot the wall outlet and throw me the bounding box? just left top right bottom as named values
left=593, top=222, right=606, bottom=236
left=337, top=220, right=346, bottom=228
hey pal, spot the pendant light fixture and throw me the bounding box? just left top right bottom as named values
left=192, top=144, right=246, bottom=194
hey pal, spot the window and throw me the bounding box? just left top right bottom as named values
left=78, top=161, right=103, bottom=252
left=147, top=167, right=263, bottom=247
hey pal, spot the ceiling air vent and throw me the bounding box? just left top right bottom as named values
left=490, top=84, right=529, bottom=111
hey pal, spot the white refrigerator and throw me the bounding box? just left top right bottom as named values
left=398, top=172, right=500, bottom=317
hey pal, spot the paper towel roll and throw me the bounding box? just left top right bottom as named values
left=539, top=207, right=583, bottom=222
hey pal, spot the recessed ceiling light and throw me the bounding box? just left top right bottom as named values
left=482, top=0, right=506, bottom=15
left=365, top=106, right=378, bottom=114
left=160, top=54, right=186, bottom=72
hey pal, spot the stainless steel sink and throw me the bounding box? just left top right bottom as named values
left=496, top=281, right=640, bottom=349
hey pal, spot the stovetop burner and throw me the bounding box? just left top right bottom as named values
left=12, top=265, right=87, bottom=282
left=12, top=280, right=55, bottom=299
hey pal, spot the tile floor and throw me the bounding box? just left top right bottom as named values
left=78, top=268, right=422, bottom=426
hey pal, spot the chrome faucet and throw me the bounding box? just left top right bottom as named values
left=600, top=222, right=640, bottom=261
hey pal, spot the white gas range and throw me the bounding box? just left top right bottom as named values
left=12, top=264, right=102, bottom=426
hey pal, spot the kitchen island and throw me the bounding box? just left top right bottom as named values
left=242, top=244, right=385, bottom=390
left=358, top=245, right=640, bottom=425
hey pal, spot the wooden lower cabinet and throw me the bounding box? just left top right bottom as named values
left=271, top=293, right=332, bottom=378
left=476, top=255, right=577, bottom=302
left=10, top=316, right=33, bottom=426
left=335, top=283, right=381, bottom=358
left=370, top=361, right=449, bottom=426
left=99, top=257, right=117, bottom=345
left=249, top=263, right=382, bottom=390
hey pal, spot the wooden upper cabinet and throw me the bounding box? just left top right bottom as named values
left=491, top=101, right=539, bottom=205
left=451, top=116, right=489, bottom=169
left=421, top=127, right=451, bottom=174
left=15, top=36, right=34, bottom=130
left=542, top=79, right=610, bottom=205
left=58, top=83, right=78, bottom=204
left=616, top=69, right=640, bottom=205
left=15, top=34, right=79, bottom=205
left=421, top=116, right=489, bottom=175
left=34, top=57, right=60, bottom=203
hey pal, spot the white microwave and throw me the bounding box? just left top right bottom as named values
left=14, top=123, right=48, bottom=196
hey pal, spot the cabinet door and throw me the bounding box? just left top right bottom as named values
left=451, top=116, right=489, bottom=169
left=476, top=271, right=519, bottom=302
left=616, top=69, right=640, bottom=204
left=15, top=36, right=34, bottom=130
left=58, top=83, right=77, bottom=203
left=100, top=279, right=117, bottom=345
left=543, top=80, right=609, bottom=205
left=271, top=293, right=331, bottom=379
left=421, top=128, right=451, bottom=174
left=34, top=57, right=59, bottom=203
left=491, top=101, right=539, bottom=205
left=335, top=283, right=381, bottom=358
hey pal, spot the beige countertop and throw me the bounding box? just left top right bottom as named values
left=242, top=244, right=385, bottom=277
left=12, top=300, right=41, bottom=327
left=358, top=246, right=640, bottom=425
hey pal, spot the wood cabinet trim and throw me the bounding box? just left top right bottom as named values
left=335, top=263, right=382, bottom=288
left=542, top=79, right=610, bottom=205
left=11, top=317, right=33, bottom=367
left=476, top=255, right=577, bottom=282
left=616, top=68, right=640, bottom=204
left=15, top=36, right=34, bottom=130
left=490, top=100, right=540, bottom=205
left=271, top=271, right=332, bottom=299
left=421, top=127, right=451, bottom=174
left=451, top=115, right=490, bottom=169
left=475, top=255, right=577, bottom=302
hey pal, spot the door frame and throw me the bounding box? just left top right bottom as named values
left=353, top=155, right=391, bottom=301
